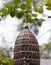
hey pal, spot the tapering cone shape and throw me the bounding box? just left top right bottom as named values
left=14, top=26, right=40, bottom=65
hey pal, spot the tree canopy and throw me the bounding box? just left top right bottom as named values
left=0, top=47, right=13, bottom=65
left=40, top=42, right=51, bottom=59
left=0, top=0, right=51, bottom=25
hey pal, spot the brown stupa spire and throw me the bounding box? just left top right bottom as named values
left=14, top=25, right=40, bottom=65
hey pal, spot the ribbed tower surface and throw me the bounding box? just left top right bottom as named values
left=14, top=26, right=40, bottom=65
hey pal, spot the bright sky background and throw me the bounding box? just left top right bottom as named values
left=0, top=0, right=51, bottom=48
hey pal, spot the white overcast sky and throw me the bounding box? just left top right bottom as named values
left=0, top=0, right=51, bottom=48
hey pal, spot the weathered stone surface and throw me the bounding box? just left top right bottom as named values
left=14, top=26, right=40, bottom=65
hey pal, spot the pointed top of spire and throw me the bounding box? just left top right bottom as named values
left=24, top=25, right=29, bottom=29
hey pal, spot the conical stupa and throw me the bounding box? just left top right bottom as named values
left=14, top=26, right=40, bottom=65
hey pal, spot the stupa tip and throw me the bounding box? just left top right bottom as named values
left=25, top=25, right=29, bottom=29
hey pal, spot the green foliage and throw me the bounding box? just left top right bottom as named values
left=5, top=3, right=17, bottom=17
left=46, top=6, right=51, bottom=10
left=40, top=42, right=51, bottom=59
left=26, top=0, right=33, bottom=8
left=16, top=11, right=24, bottom=18
left=21, top=4, right=27, bottom=10
left=0, top=47, right=13, bottom=58
left=5, top=4, right=12, bottom=10
left=46, top=0, right=51, bottom=10
left=14, top=0, right=20, bottom=4
left=0, top=56, right=14, bottom=65
left=32, top=14, right=38, bottom=17
left=0, top=47, right=14, bottom=65
left=0, top=8, right=8, bottom=17
left=34, top=4, right=43, bottom=13
left=37, top=6, right=43, bottom=13
left=5, top=3, right=12, bottom=14
left=23, top=18, right=44, bottom=26
left=37, top=19, right=45, bottom=26
left=0, top=0, right=50, bottom=24
left=46, top=0, right=51, bottom=6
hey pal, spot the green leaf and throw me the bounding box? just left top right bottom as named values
left=28, top=14, right=32, bottom=19
left=34, top=4, right=38, bottom=12
left=37, top=19, right=44, bottom=26
left=5, top=4, right=13, bottom=14
left=30, top=18, right=38, bottom=23
left=46, top=0, right=51, bottom=10
left=37, top=6, right=43, bottom=13
left=32, top=14, right=38, bottom=17
left=16, top=11, right=24, bottom=18
left=0, top=56, right=14, bottom=65
left=0, top=8, right=7, bottom=17
left=14, top=0, right=20, bottom=4
left=23, top=18, right=38, bottom=23
left=5, top=3, right=17, bottom=17
left=21, top=4, right=26, bottom=10
left=10, top=10, right=16, bottom=17
left=28, top=9, right=32, bottom=13
left=5, top=4, right=12, bottom=9
left=46, top=0, right=51, bottom=6
left=26, top=0, right=33, bottom=8
left=46, top=6, right=51, bottom=10
left=34, top=5, right=43, bottom=13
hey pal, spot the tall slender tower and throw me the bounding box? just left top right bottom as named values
left=14, top=26, right=40, bottom=65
